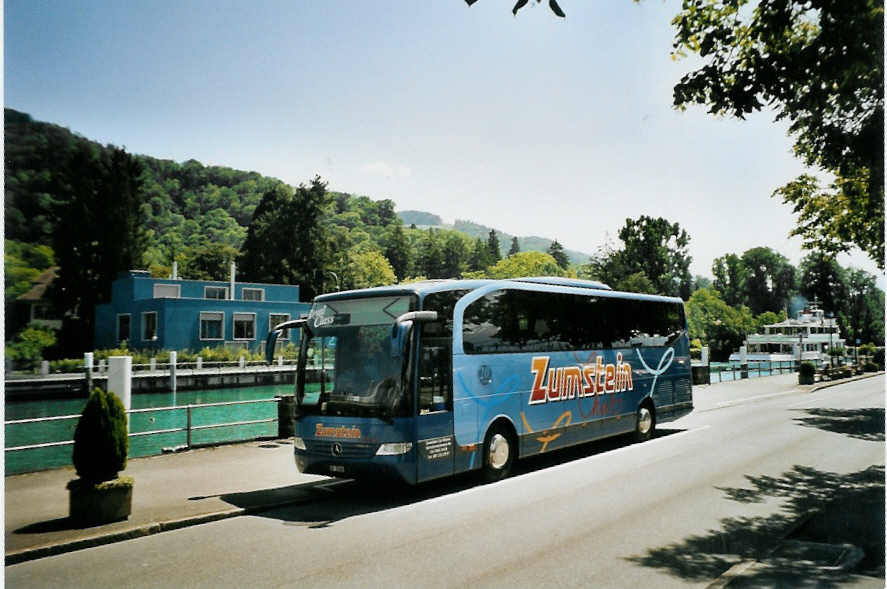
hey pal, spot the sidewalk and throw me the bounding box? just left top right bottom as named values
left=5, top=371, right=883, bottom=573
left=5, top=440, right=341, bottom=564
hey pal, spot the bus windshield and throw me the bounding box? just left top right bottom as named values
left=297, top=295, right=416, bottom=419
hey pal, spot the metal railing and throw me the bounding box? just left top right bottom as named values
left=706, top=360, right=798, bottom=384
left=5, top=398, right=280, bottom=456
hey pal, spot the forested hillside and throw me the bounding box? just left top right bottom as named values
left=394, top=214, right=591, bottom=265
left=4, top=108, right=583, bottom=350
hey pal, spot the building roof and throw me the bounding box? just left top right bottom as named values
left=16, top=267, right=59, bottom=302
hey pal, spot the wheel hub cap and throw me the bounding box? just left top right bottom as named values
left=638, top=408, right=653, bottom=435
left=489, top=434, right=510, bottom=469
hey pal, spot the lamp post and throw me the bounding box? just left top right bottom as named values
left=798, top=331, right=806, bottom=372
left=827, top=312, right=834, bottom=367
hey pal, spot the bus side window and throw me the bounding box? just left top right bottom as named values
left=418, top=291, right=465, bottom=414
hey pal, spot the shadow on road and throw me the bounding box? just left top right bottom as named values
left=626, top=464, right=885, bottom=586
left=793, top=407, right=885, bottom=442
left=218, top=429, right=685, bottom=529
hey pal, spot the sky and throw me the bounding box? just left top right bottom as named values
left=4, top=0, right=882, bottom=282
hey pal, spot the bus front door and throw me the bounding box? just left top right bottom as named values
left=416, top=388, right=455, bottom=483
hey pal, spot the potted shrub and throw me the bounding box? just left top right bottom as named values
left=67, top=387, right=133, bottom=525
left=799, top=361, right=816, bottom=385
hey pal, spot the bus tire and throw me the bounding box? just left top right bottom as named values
left=634, top=401, right=655, bottom=443
left=481, top=424, right=515, bottom=482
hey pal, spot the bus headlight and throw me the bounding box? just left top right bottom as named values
left=375, top=442, right=412, bottom=456
left=292, top=437, right=307, bottom=451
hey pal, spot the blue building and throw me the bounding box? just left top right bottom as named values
left=94, top=270, right=311, bottom=353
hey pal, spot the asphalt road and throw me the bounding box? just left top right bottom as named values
left=7, top=377, right=884, bottom=588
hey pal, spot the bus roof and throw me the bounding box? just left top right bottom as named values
left=313, top=276, right=612, bottom=303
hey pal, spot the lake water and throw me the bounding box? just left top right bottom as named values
left=5, top=383, right=297, bottom=475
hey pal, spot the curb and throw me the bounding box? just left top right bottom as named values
left=5, top=483, right=347, bottom=566
left=805, top=371, right=884, bottom=393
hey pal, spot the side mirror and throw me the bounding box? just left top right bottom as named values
left=265, top=318, right=308, bottom=364
left=390, top=311, right=438, bottom=358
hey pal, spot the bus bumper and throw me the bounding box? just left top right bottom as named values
left=295, top=447, right=417, bottom=485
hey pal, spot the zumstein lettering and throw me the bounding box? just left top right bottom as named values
left=315, top=424, right=362, bottom=439
left=528, top=356, right=633, bottom=406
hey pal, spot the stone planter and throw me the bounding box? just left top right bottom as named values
left=68, top=476, right=133, bottom=526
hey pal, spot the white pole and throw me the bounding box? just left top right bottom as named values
left=229, top=262, right=236, bottom=300
left=108, top=356, right=132, bottom=432
left=170, top=351, right=177, bottom=394
left=84, top=352, right=94, bottom=391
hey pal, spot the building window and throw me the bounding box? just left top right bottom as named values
left=142, top=312, right=158, bottom=341
left=117, top=314, right=131, bottom=343
left=204, top=286, right=228, bottom=300
left=242, top=288, right=264, bottom=301
left=233, top=313, right=256, bottom=340
left=153, top=284, right=181, bottom=298
left=200, top=312, right=224, bottom=341
left=269, top=313, right=291, bottom=340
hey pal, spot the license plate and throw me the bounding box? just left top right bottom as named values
left=330, top=465, right=345, bottom=474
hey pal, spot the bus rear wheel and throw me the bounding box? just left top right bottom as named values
left=481, top=425, right=514, bottom=482
left=634, top=402, right=655, bottom=443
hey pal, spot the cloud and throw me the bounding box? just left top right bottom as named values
left=359, top=161, right=411, bottom=179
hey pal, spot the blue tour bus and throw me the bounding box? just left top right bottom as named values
left=266, top=277, right=693, bottom=484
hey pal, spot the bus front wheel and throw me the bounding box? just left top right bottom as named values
left=481, top=424, right=514, bottom=482
left=634, top=402, right=655, bottom=443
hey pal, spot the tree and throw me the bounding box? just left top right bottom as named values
left=239, top=177, right=332, bottom=300
left=488, top=251, right=563, bottom=279
left=417, top=229, right=445, bottom=278
left=685, top=288, right=755, bottom=361
left=798, top=251, right=848, bottom=318
left=468, top=238, right=493, bottom=272
left=712, top=253, right=748, bottom=308
left=613, top=271, right=656, bottom=294
left=383, top=223, right=411, bottom=281
left=738, top=247, right=797, bottom=315
left=671, top=0, right=884, bottom=268
left=51, top=144, right=147, bottom=354
left=182, top=243, right=240, bottom=281
left=442, top=233, right=469, bottom=278
left=547, top=240, right=569, bottom=270
left=592, top=216, right=692, bottom=298
left=842, top=268, right=884, bottom=345
left=508, top=236, right=521, bottom=256
left=347, top=250, right=397, bottom=289
left=487, top=230, right=502, bottom=265
left=692, top=275, right=712, bottom=292
left=238, top=185, right=294, bottom=283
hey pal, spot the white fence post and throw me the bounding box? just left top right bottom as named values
left=40, top=360, right=49, bottom=376
left=278, top=355, right=283, bottom=367
left=170, top=351, right=177, bottom=394
left=108, top=356, right=132, bottom=432
left=84, top=352, right=94, bottom=391
left=150, top=358, right=157, bottom=372
left=196, top=356, right=203, bottom=370
left=239, top=356, right=245, bottom=369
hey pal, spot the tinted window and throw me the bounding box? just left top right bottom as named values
left=418, top=290, right=468, bottom=413
left=463, top=290, right=684, bottom=354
